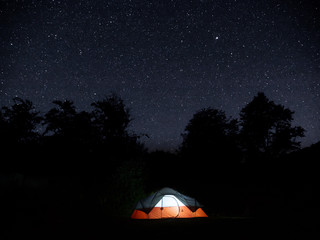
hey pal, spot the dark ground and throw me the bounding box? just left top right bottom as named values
left=3, top=215, right=320, bottom=240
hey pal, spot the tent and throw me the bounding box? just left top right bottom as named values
left=131, top=187, right=208, bottom=219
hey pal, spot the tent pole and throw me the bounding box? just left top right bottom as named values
left=161, top=198, right=163, bottom=218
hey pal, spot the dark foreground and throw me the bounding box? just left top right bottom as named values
left=3, top=216, right=320, bottom=240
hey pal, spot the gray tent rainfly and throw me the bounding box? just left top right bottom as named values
left=131, top=187, right=208, bottom=219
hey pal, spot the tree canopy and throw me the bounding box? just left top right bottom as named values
left=179, top=92, right=305, bottom=170
left=239, top=92, right=305, bottom=160
left=180, top=108, right=239, bottom=163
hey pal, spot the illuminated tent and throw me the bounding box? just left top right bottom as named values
left=131, top=187, right=208, bottom=219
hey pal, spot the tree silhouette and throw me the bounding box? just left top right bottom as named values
left=0, top=98, right=42, bottom=172
left=180, top=108, right=239, bottom=166
left=240, top=92, right=305, bottom=161
left=43, top=100, right=94, bottom=145
left=0, top=98, right=41, bottom=144
left=91, top=94, right=131, bottom=141
left=44, top=100, right=77, bottom=137
left=90, top=94, right=145, bottom=161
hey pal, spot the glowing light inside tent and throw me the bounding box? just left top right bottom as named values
left=154, top=195, right=185, bottom=207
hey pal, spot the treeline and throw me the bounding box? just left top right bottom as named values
left=0, top=92, right=305, bottom=168
left=1, top=92, right=319, bottom=224
left=0, top=94, right=144, bottom=173
left=0, top=94, right=147, bottom=220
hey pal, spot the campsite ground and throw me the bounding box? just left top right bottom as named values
left=108, top=217, right=319, bottom=239
left=5, top=215, right=320, bottom=240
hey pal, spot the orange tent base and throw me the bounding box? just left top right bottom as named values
left=131, top=206, right=208, bottom=219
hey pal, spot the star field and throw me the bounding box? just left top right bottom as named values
left=1, top=0, right=320, bottom=150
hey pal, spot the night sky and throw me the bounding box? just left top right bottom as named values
left=1, top=0, right=320, bottom=151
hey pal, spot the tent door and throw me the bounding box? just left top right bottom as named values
left=161, top=195, right=180, bottom=218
